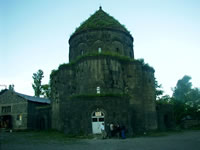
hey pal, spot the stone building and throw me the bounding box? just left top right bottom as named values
left=50, top=7, right=158, bottom=135
left=0, top=89, right=51, bottom=130
left=156, top=103, right=175, bottom=130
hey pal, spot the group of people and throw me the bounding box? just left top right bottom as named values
left=100, top=122, right=126, bottom=139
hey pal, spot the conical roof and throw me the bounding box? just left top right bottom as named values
left=72, top=7, right=130, bottom=35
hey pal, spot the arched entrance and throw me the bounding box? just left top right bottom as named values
left=91, top=111, right=105, bottom=134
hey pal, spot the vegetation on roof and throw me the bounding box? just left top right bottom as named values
left=0, top=89, right=8, bottom=95
left=72, top=8, right=130, bottom=35
left=50, top=52, right=154, bottom=79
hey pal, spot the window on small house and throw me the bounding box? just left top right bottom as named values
left=98, top=47, right=102, bottom=53
left=96, top=86, right=100, bottom=94
left=1, top=106, right=11, bottom=113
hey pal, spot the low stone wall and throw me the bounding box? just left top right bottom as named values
left=181, top=120, right=200, bottom=129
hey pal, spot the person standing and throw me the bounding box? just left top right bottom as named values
left=100, top=123, right=106, bottom=139
left=121, top=125, right=126, bottom=139
left=116, top=124, right=121, bottom=138
left=110, top=123, right=114, bottom=138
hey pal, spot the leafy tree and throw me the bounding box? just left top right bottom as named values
left=171, top=98, right=187, bottom=124
left=41, top=84, right=51, bottom=98
left=172, top=75, right=200, bottom=123
left=173, top=75, right=192, bottom=101
left=32, top=69, right=44, bottom=97
left=155, top=79, right=164, bottom=100
left=184, top=88, right=200, bottom=118
left=185, top=88, right=200, bottom=103
left=156, top=95, right=171, bottom=104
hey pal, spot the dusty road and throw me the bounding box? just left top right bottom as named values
left=1, top=130, right=200, bottom=150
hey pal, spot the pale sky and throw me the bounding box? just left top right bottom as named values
left=0, top=0, right=200, bottom=96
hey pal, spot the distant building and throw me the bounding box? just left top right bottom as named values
left=0, top=89, right=51, bottom=130
left=50, top=7, right=158, bottom=135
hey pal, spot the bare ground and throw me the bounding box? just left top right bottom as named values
left=1, top=130, right=200, bottom=150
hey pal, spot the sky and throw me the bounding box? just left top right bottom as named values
left=0, top=0, right=200, bottom=96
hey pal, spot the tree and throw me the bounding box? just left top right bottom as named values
left=173, top=75, right=192, bottom=101
left=156, top=95, right=171, bottom=104
left=171, top=97, right=187, bottom=124
left=32, top=69, right=44, bottom=97
left=155, top=79, right=164, bottom=100
left=41, top=84, right=51, bottom=98
left=172, top=75, right=200, bottom=123
left=184, top=88, right=200, bottom=119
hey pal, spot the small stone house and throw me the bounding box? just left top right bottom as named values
left=0, top=89, right=51, bottom=130
left=156, top=103, right=175, bottom=130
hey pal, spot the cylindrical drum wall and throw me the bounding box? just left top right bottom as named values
left=69, top=29, right=134, bottom=62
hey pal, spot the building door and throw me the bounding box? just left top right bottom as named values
left=92, top=111, right=105, bottom=134
left=0, top=115, right=12, bottom=129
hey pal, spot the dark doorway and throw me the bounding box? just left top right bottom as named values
left=164, top=114, right=170, bottom=128
left=0, top=115, right=12, bottom=129
left=39, top=118, right=45, bottom=129
left=37, top=116, right=46, bottom=130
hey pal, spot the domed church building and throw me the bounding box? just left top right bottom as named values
left=50, top=7, right=158, bottom=135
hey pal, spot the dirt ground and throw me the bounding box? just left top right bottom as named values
left=1, top=130, right=200, bottom=150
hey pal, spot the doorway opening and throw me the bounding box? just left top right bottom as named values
left=0, top=115, right=12, bottom=129
left=91, top=111, right=105, bottom=134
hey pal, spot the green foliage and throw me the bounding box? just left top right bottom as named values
left=172, top=75, right=200, bottom=124
left=172, top=96, right=200, bottom=125
left=72, top=8, right=130, bottom=36
left=155, top=79, right=164, bottom=100
left=51, top=52, right=134, bottom=77
left=155, top=75, right=200, bottom=125
left=137, top=58, right=155, bottom=72
left=156, top=95, right=171, bottom=104
left=65, top=51, right=135, bottom=67
left=32, top=69, right=44, bottom=97
left=41, top=84, right=51, bottom=98
left=50, top=69, right=58, bottom=78
left=171, top=98, right=187, bottom=124
left=50, top=52, right=155, bottom=80
left=173, top=75, right=192, bottom=101
left=32, top=70, right=51, bottom=98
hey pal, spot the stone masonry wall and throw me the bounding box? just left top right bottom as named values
left=63, top=96, right=130, bottom=135
left=69, top=29, right=134, bottom=62
left=51, top=56, right=157, bottom=134
left=0, top=90, right=28, bottom=129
